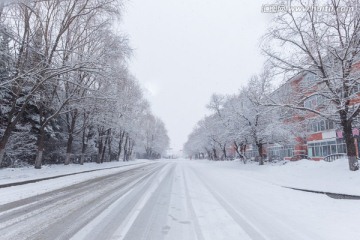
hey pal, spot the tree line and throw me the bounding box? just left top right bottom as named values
left=184, top=72, right=294, bottom=165
left=0, top=0, right=169, bottom=168
left=185, top=0, right=360, bottom=171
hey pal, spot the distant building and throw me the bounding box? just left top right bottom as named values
left=246, top=71, right=360, bottom=161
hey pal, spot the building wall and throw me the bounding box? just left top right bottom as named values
left=273, top=72, right=360, bottom=161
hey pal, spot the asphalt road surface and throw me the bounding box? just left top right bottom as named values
left=0, top=160, right=353, bottom=240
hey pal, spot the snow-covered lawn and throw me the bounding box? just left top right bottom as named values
left=0, top=160, right=150, bottom=185
left=185, top=159, right=360, bottom=240
left=0, top=160, right=153, bottom=205
left=200, top=158, right=360, bottom=195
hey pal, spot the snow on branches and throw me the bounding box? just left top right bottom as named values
left=0, top=0, right=169, bottom=168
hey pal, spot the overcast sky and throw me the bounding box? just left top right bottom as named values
left=120, top=0, right=272, bottom=152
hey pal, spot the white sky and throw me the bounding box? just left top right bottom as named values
left=120, top=0, right=272, bottom=151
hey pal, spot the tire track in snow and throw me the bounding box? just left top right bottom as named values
left=190, top=165, right=323, bottom=240
left=0, top=163, right=164, bottom=240
left=51, top=164, right=166, bottom=240
left=121, top=164, right=176, bottom=240
left=72, top=163, right=176, bottom=240
left=64, top=163, right=167, bottom=240
left=182, top=167, right=206, bottom=240
left=185, top=167, right=264, bottom=240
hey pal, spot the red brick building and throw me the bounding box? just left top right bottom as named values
left=246, top=71, right=360, bottom=161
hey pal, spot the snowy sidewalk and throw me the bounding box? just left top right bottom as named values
left=0, top=160, right=153, bottom=205
left=0, top=160, right=151, bottom=186
left=194, top=158, right=360, bottom=196
left=185, top=159, right=360, bottom=240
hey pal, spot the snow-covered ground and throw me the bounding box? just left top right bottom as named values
left=0, top=158, right=359, bottom=240
left=184, top=159, right=360, bottom=240
left=203, top=158, right=360, bottom=195
left=0, top=160, right=150, bottom=185
left=0, top=160, right=153, bottom=205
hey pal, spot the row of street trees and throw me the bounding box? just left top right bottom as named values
left=0, top=0, right=169, bottom=168
left=184, top=73, right=294, bottom=165
left=185, top=0, right=360, bottom=171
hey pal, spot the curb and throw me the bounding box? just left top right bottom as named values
left=0, top=161, right=152, bottom=189
left=284, top=186, right=360, bottom=200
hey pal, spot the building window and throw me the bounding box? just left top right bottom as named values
left=307, top=139, right=346, bottom=157
left=245, top=149, right=259, bottom=158
left=307, top=119, right=335, bottom=132
left=304, top=95, right=324, bottom=110
left=268, top=145, right=294, bottom=159
left=300, top=73, right=317, bottom=88
left=350, top=83, right=360, bottom=95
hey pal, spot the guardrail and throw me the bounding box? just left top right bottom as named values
left=290, top=154, right=308, bottom=161
left=323, top=153, right=346, bottom=162
left=268, top=155, right=281, bottom=162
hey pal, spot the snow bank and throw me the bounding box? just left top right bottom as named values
left=0, top=160, right=151, bottom=185
left=185, top=159, right=360, bottom=240
left=195, top=158, right=360, bottom=195
left=0, top=160, right=154, bottom=205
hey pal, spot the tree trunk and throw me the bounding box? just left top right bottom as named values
left=34, top=150, right=43, bottom=169
left=205, top=148, right=212, bottom=160
left=212, top=148, right=218, bottom=160
left=117, top=131, right=125, bottom=161
left=128, top=139, right=134, bottom=160
left=0, top=123, right=15, bottom=166
left=64, top=134, right=73, bottom=165
left=101, top=129, right=110, bottom=163
left=234, top=142, right=246, bottom=164
left=101, top=144, right=106, bottom=163
left=65, top=109, right=77, bottom=165
left=341, top=115, right=359, bottom=171
left=80, top=129, right=87, bottom=165
left=234, top=142, right=240, bottom=157
left=80, top=132, right=88, bottom=165
left=0, top=93, right=31, bottom=166
left=123, top=134, right=128, bottom=161
left=257, top=143, right=264, bottom=166
left=97, top=130, right=103, bottom=164
left=35, top=127, right=45, bottom=169
left=241, top=144, right=247, bottom=164
left=145, top=146, right=151, bottom=159
left=108, top=140, right=112, bottom=161
left=0, top=148, right=5, bottom=167
left=222, top=145, right=227, bottom=160
left=80, top=154, right=85, bottom=165
left=107, top=129, right=112, bottom=161
left=240, top=144, right=246, bottom=155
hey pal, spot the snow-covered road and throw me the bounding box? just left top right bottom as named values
left=1, top=159, right=359, bottom=240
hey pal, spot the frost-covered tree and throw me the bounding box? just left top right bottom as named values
left=206, top=94, right=232, bottom=159
left=184, top=118, right=217, bottom=160
left=185, top=72, right=293, bottom=164
left=221, top=96, right=250, bottom=162
left=138, top=113, right=169, bottom=159
left=31, top=0, right=126, bottom=168
left=0, top=0, right=125, bottom=167
left=263, top=0, right=360, bottom=170
left=233, top=74, right=292, bottom=165
left=0, top=0, right=169, bottom=168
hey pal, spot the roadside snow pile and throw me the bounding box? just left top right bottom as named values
left=203, top=158, right=360, bottom=196
left=0, top=160, right=154, bottom=205
left=0, top=160, right=150, bottom=185
left=265, top=158, right=360, bottom=195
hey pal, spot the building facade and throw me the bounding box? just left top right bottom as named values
left=245, top=71, right=360, bottom=161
